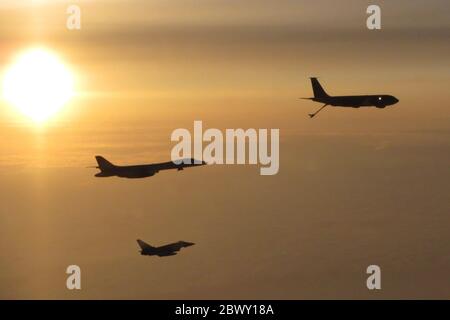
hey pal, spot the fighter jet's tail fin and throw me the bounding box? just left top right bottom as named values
left=137, top=239, right=155, bottom=250
left=95, top=156, right=115, bottom=171
left=310, top=77, right=329, bottom=98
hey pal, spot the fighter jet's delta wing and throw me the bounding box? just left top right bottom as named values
left=92, top=156, right=206, bottom=178
left=301, top=77, right=399, bottom=118
left=137, top=239, right=195, bottom=257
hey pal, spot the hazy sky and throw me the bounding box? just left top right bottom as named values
left=0, top=0, right=449, bottom=299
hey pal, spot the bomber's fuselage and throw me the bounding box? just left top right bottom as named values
left=95, top=159, right=205, bottom=178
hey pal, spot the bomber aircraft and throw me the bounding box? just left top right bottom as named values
left=92, top=156, right=206, bottom=178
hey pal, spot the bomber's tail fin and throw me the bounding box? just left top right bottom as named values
left=95, top=156, right=115, bottom=171
left=310, top=77, right=329, bottom=98
left=137, top=239, right=154, bottom=250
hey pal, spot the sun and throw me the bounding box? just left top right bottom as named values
left=2, top=48, right=74, bottom=123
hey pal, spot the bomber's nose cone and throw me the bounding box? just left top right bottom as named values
left=184, top=241, right=195, bottom=247
left=393, top=97, right=399, bottom=104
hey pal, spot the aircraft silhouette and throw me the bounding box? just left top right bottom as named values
left=92, top=156, right=206, bottom=178
left=302, top=77, right=399, bottom=118
left=137, top=239, right=195, bottom=257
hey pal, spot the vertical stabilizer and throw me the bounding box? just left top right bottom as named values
left=95, top=156, right=115, bottom=171
left=310, top=77, right=329, bottom=98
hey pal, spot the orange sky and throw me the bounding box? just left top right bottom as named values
left=0, top=0, right=449, bottom=299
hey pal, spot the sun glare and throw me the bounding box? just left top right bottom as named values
left=2, top=48, right=74, bottom=123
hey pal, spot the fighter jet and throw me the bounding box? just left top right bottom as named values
left=302, top=77, right=399, bottom=118
left=92, top=156, right=206, bottom=178
left=137, top=239, right=195, bottom=257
